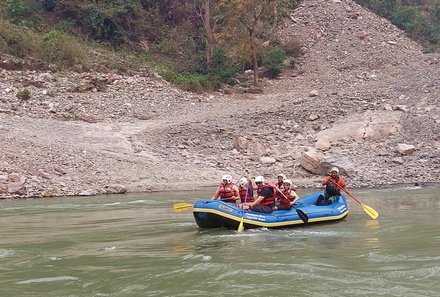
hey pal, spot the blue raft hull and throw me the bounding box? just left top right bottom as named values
left=193, top=191, right=349, bottom=229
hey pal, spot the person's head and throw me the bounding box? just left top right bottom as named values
left=255, top=175, right=264, bottom=187
left=283, top=179, right=292, bottom=188
left=238, top=177, right=248, bottom=187
left=277, top=173, right=286, bottom=183
left=330, top=167, right=339, bottom=178
left=222, top=174, right=232, bottom=184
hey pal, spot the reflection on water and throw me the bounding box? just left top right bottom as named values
left=0, top=186, right=439, bottom=297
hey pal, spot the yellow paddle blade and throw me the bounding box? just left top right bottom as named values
left=362, top=203, right=379, bottom=219
left=237, top=217, right=244, bottom=232
left=173, top=202, right=193, bottom=212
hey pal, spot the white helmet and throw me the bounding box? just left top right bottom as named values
left=277, top=173, right=286, bottom=180
left=283, top=179, right=292, bottom=185
left=238, top=177, right=248, bottom=186
left=222, top=174, right=232, bottom=183
left=330, top=167, right=339, bottom=174
left=255, top=176, right=265, bottom=183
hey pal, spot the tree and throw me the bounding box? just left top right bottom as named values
left=218, top=0, right=287, bottom=86
left=194, top=0, right=218, bottom=64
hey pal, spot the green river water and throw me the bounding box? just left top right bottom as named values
left=0, top=186, right=439, bottom=297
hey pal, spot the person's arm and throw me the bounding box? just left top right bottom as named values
left=322, top=176, right=330, bottom=185
left=290, top=190, right=300, bottom=204
left=339, top=178, right=347, bottom=191
left=232, top=185, right=240, bottom=200
left=250, top=196, right=263, bottom=208
left=211, top=186, right=220, bottom=200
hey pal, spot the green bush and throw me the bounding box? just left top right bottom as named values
left=432, top=2, right=440, bottom=22
left=392, top=6, right=424, bottom=34
left=6, top=0, right=32, bottom=22
left=42, top=0, right=55, bottom=12
left=156, top=39, right=177, bottom=56
left=374, top=0, right=397, bottom=18
left=42, top=30, right=85, bottom=66
left=16, top=88, right=30, bottom=100
left=208, top=47, right=239, bottom=84
left=282, top=36, right=303, bottom=57
left=56, top=19, right=76, bottom=33
left=355, top=0, right=440, bottom=51
left=159, top=64, right=213, bottom=93
left=0, top=19, right=39, bottom=58
left=262, top=46, right=286, bottom=78
left=85, top=4, right=124, bottom=44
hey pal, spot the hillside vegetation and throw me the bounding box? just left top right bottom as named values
left=0, top=0, right=302, bottom=91
left=2, top=0, right=439, bottom=91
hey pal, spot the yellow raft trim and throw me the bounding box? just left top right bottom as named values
left=193, top=208, right=349, bottom=228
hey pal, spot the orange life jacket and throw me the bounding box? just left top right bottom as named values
left=218, top=182, right=236, bottom=204
left=323, top=176, right=346, bottom=194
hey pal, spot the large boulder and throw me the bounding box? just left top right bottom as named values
left=316, top=111, right=402, bottom=142
left=299, top=148, right=322, bottom=174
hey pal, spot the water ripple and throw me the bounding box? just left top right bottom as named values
left=0, top=249, right=15, bottom=258
left=15, top=276, right=79, bottom=284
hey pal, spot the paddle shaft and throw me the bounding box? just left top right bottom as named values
left=342, top=189, right=361, bottom=204
left=274, top=186, right=297, bottom=207
left=274, top=187, right=308, bottom=223
left=327, top=179, right=361, bottom=205
left=328, top=179, right=379, bottom=219
left=237, top=183, right=248, bottom=232
left=173, top=197, right=238, bottom=212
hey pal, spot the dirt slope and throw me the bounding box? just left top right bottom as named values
left=1, top=0, right=439, bottom=198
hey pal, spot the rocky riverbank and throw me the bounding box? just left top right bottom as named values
left=1, top=0, right=439, bottom=198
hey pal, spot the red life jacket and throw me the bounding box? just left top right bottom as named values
left=218, top=182, right=235, bottom=204
left=257, top=184, right=275, bottom=206
left=279, top=189, right=295, bottom=206
left=274, top=182, right=285, bottom=199
left=239, top=184, right=254, bottom=203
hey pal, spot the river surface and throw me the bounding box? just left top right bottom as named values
left=0, top=186, right=439, bottom=297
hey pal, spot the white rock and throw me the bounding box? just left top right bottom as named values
left=397, top=143, right=416, bottom=155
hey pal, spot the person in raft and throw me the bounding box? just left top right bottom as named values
left=273, top=179, right=300, bottom=210
left=211, top=174, right=239, bottom=204
left=241, top=176, right=275, bottom=213
left=273, top=173, right=286, bottom=202
left=316, top=167, right=347, bottom=206
left=237, top=175, right=254, bottom=204
left=274, top=173, right=286, bottom=190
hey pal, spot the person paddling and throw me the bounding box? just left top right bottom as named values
left=242, top=176, right=275, bottom=213
left=317, top=167, right=347, bottom=206
left=238, top=177, right=254, bottom=204
left=211, top=174, right=239, bottom=204
left=273, top=179, right=300, bottom=210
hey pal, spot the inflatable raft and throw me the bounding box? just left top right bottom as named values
left=193, top=191, right=349, bottom=229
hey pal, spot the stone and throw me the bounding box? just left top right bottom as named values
left=260, top=156, right=277, bottom=164
left=308, top=113, right=319, bottom=121
left=105, top=184, right=127, bottom=194
left=315, top=135, right=331, bottom=151
left=309, top=90, right=319, bottom=97
left=397, top=143, right=416, bottom=155
left=8, top=172, right=21, bottom=182
left=234, top=136, right=249, bottom=151
left=299, top=148, right=322, bottom=174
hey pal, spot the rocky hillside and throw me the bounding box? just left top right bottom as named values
left=1, top=0, right=439, bottom=198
